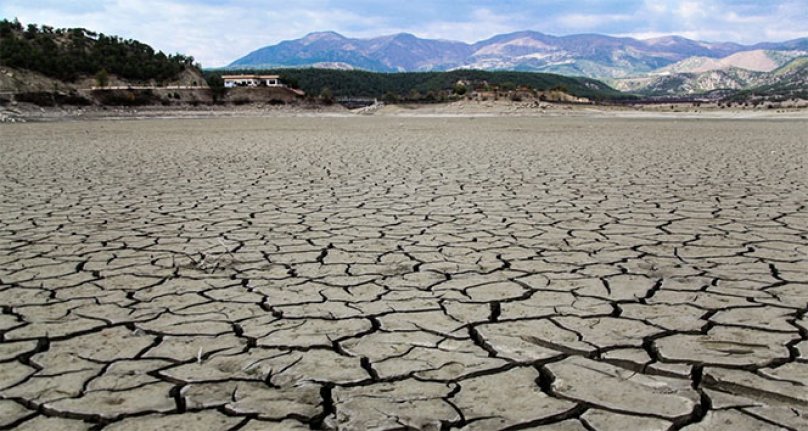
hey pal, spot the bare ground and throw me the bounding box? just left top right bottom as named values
left=1, top=117, right=807, bottom=430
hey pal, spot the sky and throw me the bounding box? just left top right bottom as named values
left=2, top=0, right=807, bottom=67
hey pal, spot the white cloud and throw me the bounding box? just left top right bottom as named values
left=407, top=8, right=530, bottom=42
left=2, top=0, right=806, bottom=66
left=1, top=0, right=391, bottom=66
left=558, top=13, right=632, bottom=29
left=676, top=1, right=705, bottom=20
left=618, top=0, right=807, bottom=43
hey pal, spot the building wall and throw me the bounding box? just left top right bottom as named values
left=225, top=79, right=259, bottom=88
left=224, top=78, right=281, bottom=88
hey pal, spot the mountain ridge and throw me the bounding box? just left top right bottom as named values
left=228, top=30, right=808, bottom=79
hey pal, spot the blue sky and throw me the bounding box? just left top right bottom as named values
left=2, top=0, right=807, bottom=66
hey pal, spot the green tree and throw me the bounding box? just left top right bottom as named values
left=0, top=19, right=194, bottom=83
left=279, top=74, right=300, bottom=89
left=452, top=83, right=467, bottom=95
left=95, top=68, right=109, bottom=87
left=205, top=74, right=226, bottom=102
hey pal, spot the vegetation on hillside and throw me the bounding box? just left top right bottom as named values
left=727, top=57, right=808, bottom=102
left=205, top=68, right=633, bottom=101
left=0, top=19, right=195, bottom=83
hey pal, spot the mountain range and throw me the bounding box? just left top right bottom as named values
left=229, top=31, right=808, bottom=78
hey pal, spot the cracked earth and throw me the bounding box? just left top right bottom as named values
left=1, top=116, right=807, bottom=430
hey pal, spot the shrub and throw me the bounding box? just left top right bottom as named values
left=452, top=83, right=467, bottom=95
left=95, top=69, right=109, bottom=88
left=319, top=87, right=335, bottom=105
left=382, top=91, right=398, bottom=103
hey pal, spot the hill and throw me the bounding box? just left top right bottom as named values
left=731, top=57, right=808, bottom=101
left=613, top=68, right=767, bottom=97
left=0, top=19, right=197, bottom=84
left=205, top=68, right=632, bottom=102
left=611, top=55, right=808, bottom=100
left=656, top=50, right=805, bottom=74
left=227, top=30, right=808, bottom=79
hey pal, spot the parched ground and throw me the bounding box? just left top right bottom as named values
left=1, top=117, right=807, bottom=430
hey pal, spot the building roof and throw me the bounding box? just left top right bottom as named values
left=221, top=74, right=280, bottom=80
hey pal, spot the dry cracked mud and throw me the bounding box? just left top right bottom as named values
left=1, top=116, right=807, bottom=430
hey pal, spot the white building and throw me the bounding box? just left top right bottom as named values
left=222, top=74, right=282, bottom=88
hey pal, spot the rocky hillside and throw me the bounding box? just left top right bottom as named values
left=734, top=57, right=808, bottom=100
left=0, top=20, right=218, bottom=110
left=0, top=66, right=206, bottom=93
left=612, top=54, right=808, bottom=98
left=656, top=50, right=805, bottom=74
left=228, top=30, right=808, bottom=79
left=613, top=68, right=766, bottom=96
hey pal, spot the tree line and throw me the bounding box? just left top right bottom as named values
left=0, top=19, right=194, bottom=83
left=204, top=68, right=632, bottom=102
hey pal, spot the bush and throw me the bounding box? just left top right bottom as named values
left=95, top=69, right=109, bottom=88
left=550, top=85, right=568, bottom=93
left=452, top=83, right=467, bottom=95
left=382, top=92, right=398, bottom=103
left=320, top=87, right=335, bottom=105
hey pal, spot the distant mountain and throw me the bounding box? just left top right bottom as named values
left=613, top=56, right=808, bottom=98
left=738, top=57, right=808, bottom=100
left=228, top=31, right=808, bottom=79
left=229, top=31, right=472, bottom=72
left=656, top=50, right=806, bottom=74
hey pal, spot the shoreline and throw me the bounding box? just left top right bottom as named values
left=3, top=100, right=808, bottom=123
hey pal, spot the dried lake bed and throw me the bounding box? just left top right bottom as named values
left=1, top=116, right=807, bottom=430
